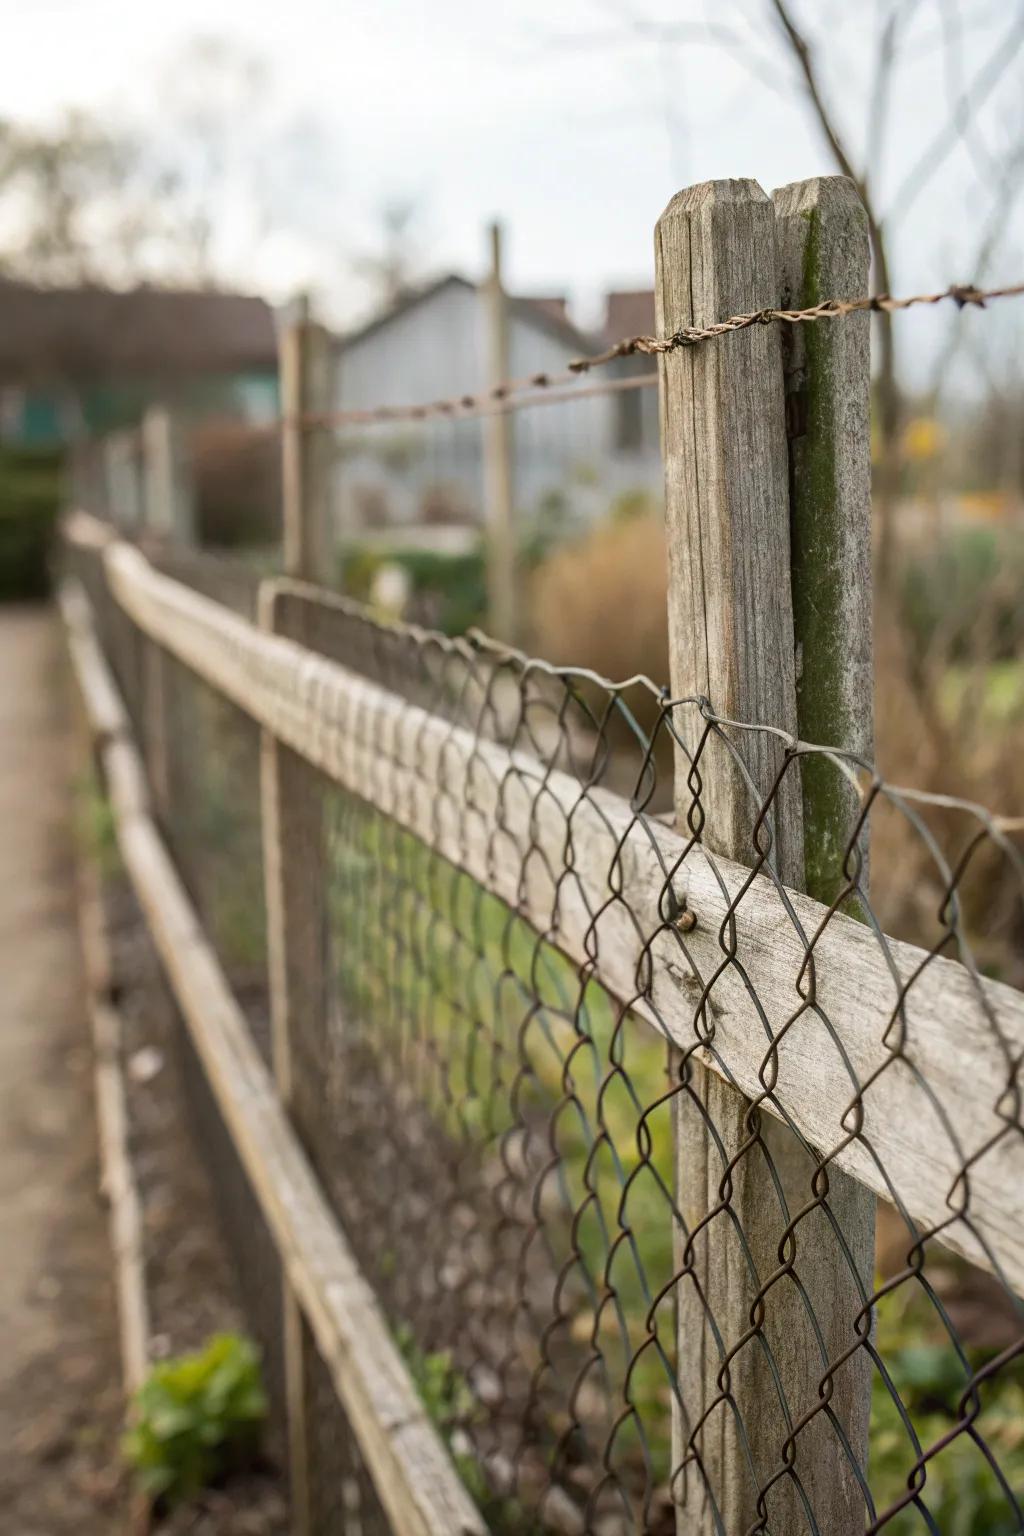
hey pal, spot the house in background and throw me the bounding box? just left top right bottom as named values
left=0, top=281, right=279, bottom=448
left=332, top=275, right=662, bottom=549
left=602, top=289, right=661, bottom=467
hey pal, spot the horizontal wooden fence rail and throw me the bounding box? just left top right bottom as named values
left=64, top=513, right=1024, bottom=1298
left=60, top=572, right=487, bottom=1536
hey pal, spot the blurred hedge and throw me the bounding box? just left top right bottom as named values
left=0, top=447, right=64, bottom=601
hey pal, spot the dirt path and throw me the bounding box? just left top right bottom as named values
left=0, top=606, right=131, bottom=1533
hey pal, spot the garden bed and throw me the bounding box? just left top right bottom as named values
left=92, top=855, right=289, bottom=1535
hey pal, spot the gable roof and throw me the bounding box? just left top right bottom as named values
left=339, top=273, right=599, bottom=356
left=0, top=281, right=277, bottom=385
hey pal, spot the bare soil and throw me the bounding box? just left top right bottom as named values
left=0, top=607, right=132, bottom=1534
left=0, top=606, right=287, bottom=1535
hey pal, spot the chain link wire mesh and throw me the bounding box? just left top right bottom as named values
left=63, top=533, right=1024, bottom=1536
left=272, top=583, right=1024, bottom=1536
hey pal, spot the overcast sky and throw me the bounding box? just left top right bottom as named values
left=3, top=0, right=1022, bottom=376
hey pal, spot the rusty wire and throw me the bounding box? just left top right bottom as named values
left=286, top=277, right=1024, bottom=432
left=70, top=277, right=1024, bottom=448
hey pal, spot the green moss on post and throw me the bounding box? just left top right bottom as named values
left=773, top=179, right=873, bottom=909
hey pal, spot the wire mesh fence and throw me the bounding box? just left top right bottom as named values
left=57, top=178, right=1024, bottom=1530
left=64, top=521, right=1022, bottom=1535
left=254, top=583, right=1022, bottom=1536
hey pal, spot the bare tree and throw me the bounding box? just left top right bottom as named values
left=578, top=0, right=1024, bottom=566
left=352, top=200, right=426, bottom=307
left=0, top=111, right=147, bottom=284
left=0, top=36, right=328, bottom=294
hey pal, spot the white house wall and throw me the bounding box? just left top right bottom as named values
left=332, top=280, right=661, bottom=546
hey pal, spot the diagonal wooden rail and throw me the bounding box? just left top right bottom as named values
left=60, top=573, right=487, bottom=1536
left=65, top=516, right=1024, bottom=1301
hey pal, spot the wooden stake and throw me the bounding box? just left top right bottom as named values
left=274, top=303, right=333, bottom=1532
left=141, top=407, right=195, bottom=545
left=259, top=580, right=327, bottom=1536
left=772, top=169, right=877, bottom=1526
left=140, top=409, right=193, bottom=818
left=656, top=178, right=873, bottom=1535
left=773, top=175, right=874, bottom=897
left=280, top=312, right=333, bottom=584
left=482, top=221, right=517, bottom=641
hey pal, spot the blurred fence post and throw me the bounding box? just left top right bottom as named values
left=104, top=428, right=144, bottom=533
left=259, top=325, right=335, bottom=1530
left=139, top=410, right=193, bottom=820
left=280, top=309, right=334, bottom=585
left=141, top=407, right=195, bottom=545
left=482, top=220, right=517, bottom=641
left=656, top=178, right=874, bottom=1534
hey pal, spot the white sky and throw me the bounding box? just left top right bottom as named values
left=2, top=0, right=1022, bottom=380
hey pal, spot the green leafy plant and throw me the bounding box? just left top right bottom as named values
left=123, top=1333, right=267, bottom=1507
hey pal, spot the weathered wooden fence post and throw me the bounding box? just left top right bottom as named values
left=258, top=315, right=334, bottom=1536
left=280, top=310, right=334, bottom=584
left=139, top=409, right=194, bottom=820
left=656, top=178, right=875, bottom=1534
left=141, top=407, right=195, bottom=546
left=104, top=428, right=145, bottom=533
left=772, top=176, right=875, bottom=897
left=482, top=219, right=517, bottom=641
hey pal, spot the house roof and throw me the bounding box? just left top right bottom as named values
left=603, top=290, right=656, bottom=343
left=0, top=281, right=278, bottom=385
left=339, top=274, right=599, bottom=357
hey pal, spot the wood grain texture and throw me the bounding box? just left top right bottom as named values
left=64, top=578, right=487, bottom=1536
left=656, top=177, right=873, bottom=1535
left=655, top=178, right=802, bottom=885
left=774, top=174, right=876, bottom=1532
left=87, top=537, right=1024, bottom=1306
left=773, top=175, right=874, bottom=903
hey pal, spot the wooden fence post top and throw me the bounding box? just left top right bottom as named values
left=655, top=173, right=802, bottom=883
left=656, top=179, right=779, bottom=324
left=772, top=171, right=867, bottom=223
left=772, top=173, right=873, bottom=902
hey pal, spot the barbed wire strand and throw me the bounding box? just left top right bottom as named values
left=289, top=276, right=1024, bottom=431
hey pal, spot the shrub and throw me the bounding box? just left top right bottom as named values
left=192, top=424, right=281, bottom=549
left=0, top=446, right=63, bottom=601
left=123, top=1333, right=267, bottom=1508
